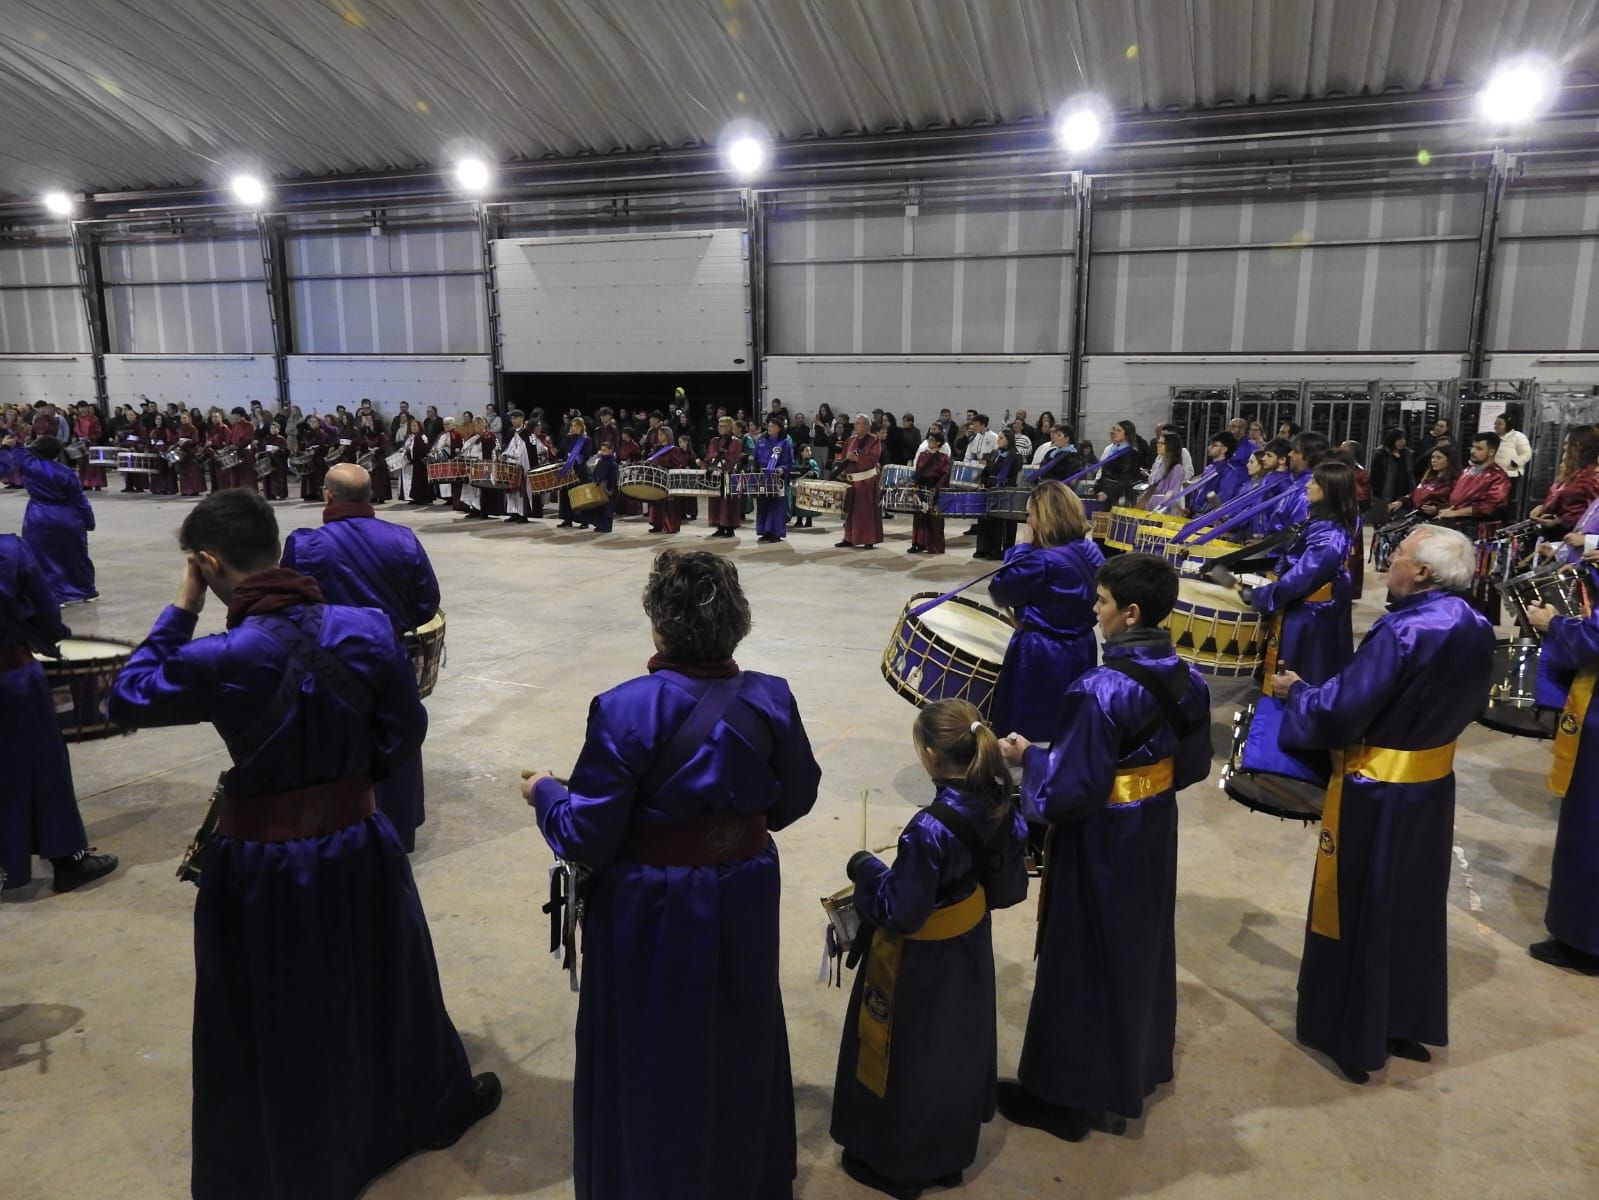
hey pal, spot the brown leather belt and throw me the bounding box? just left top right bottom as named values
left=218, top=776, right=375, bottom=842
left=0, top=643, right=35, bottom=671
left=617, top=811, right=769, bottom=867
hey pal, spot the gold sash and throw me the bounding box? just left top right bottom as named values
left=1549, top=669, right=1596, bottom=797
left=856, top=884, right=988, bottom=1097
left=1310, top=741, right=1458, bottom=940
left=1262, top=580, right=1336, bottom=697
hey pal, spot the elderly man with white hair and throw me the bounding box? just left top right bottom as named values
left=1270, top=524, right=1495, bottom=1084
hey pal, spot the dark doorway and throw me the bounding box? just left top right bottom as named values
left=500, top=371, right=755, bottom=434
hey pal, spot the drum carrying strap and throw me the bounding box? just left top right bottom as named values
left=1549, top=669, right=1596, bottom=797
left=1310, top=741, right=1458, bottom=940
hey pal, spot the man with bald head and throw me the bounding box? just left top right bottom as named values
left=280, top=462, right=440, bottom=850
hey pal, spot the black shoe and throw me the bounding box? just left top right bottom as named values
left=759, top=535, right=780, bottom=544
left=1529, top=939, right=1599, bottom=974
left=840, top=1152, right=923, bottom=1200
left=995, top=1081, right=1091, bottom=1142
left=649, top=528, right=668, bottom=534
left=422, top=1072, right=502, bottom=1150
left=51, top=850, right=118, bottom=893
left=907, top=546, right=923, bottom=554
left=963, top=526, right=980, bottom=537
left=835, top=540, right=854, bottom=548
left=506, top=515, right=529, bottom=524
left=859, top=543, right=874, bottom=549
left=556, top=521, right=573, bottom=528
left=1339, top=1063, right=1370, bottom=1084
left=1388, top=1038, right=1432, bottom=1063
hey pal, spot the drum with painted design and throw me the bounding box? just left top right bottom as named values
left=1165, top=578, right=1267, bottom=677
left=36, top=638, right=136, bottom=741
left=401, top=612, right=447, bottom=700
left=468, top=459, right=525, bottom=491
left=794, top=479, right=848, bottom=513
left=880, top=593, right=1014, bottom=721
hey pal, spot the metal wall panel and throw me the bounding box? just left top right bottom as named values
left=1492, top=181, right=1599, bottom=352
left=0, top=354, right=98, bottom=408
left=101, top=237, right=271, bottom=354
left=103, top=354, right=278, bottom=410
left=1089, top=188, right=1481, bottom=354
left=0, top=243, right=91, bottom=354
left=495, top=229, right=751, bottom=374
left=286, top=355, right=492, bottom=418
left=765, top=189, right=1073, bottom=355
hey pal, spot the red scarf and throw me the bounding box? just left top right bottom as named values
left=225, top=568, right=325, bottom=629
left=323, top=500, right=376, bottom=524
left=647, top=653, right=739, bottom=680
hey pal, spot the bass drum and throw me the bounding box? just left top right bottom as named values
left=880, top=593, right=1014, bottom=721
left=37, top=638, right=137, bottom=741
left=1165, top=579, right=1267, bottom=678
left=402, top=612, right=447, bottom=699
left=1221, top=695, right=1330, bottom=822
left=1477, top=637, right=1561, bottom=739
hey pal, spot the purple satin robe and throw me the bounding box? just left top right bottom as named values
left=0, top=534, right=88, bottom=889
left=1251, top=518, right=1355, bottom=687
left=1541, top=608, right=1599, bottom=954
left=1262, top=469, right=1311, bottom=533
left=1017, top=634, right=1213, bottom=1118
left=1280, top=589, right=1495, bottom=1075
left=1244, top=471, right=1294, bottom=537
left=531, top=667, right=820, bottom=1200
left=754, top=434, right=794, bottom=538
left=986, top=538, right=1105, bottom=741
left=830, top=784, right=1029, bottom=1183
left=108, top=602, right=475, bottom=1200
left=0, top=449, right=97, bottom=603
left=280, top=515, right=442, bottom=851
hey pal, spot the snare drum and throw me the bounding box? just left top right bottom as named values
left=936, top=490, right=987, bottom=517
left=384, top=450, right=409, bottom=474
left=525, top=463, right=577, bottom=493
left=115, top=451, right=163, bottom=474
left=322, top=445, right=345, bottom=466
left=36, top=638, right=136, bottom=741
left=426, top=460, right=470, bottom=483
left=880, top=465, right=915, bottom=491
left=668, top=469, right=723, bottom=497
left=1165, top=579, right=1267, bottom=677
left=727, top=472, right=785, bottom=497
left=402, top=612, right=447, bottom=700
left=883, top=485, right=933, bottom=515
left=163, top=447, right=184, bottom=466
left=253, top=454, right=276, bottom=479
left=468, top=459, right=524, bottom=490
left=794, top=479, right=847, bottom=513
left=618, top=463, right=670, bottom=501
left=986, top=487, right=1033, bottom=521
left=880, top=593, right=1015, bottom=720
left=215, top=448, right=242, bottom=470
left=947, top=462, right=985, bottom=490
left=1478, top=638, right=1562, bottom=739
left=288, top=452, right=316, bottom=477
left=64, top=440, right=87, bottom=463
left=1221, top=695, right=1331, bottom=821
left=87, top=446, right=118, bottom=468
left=566, top=481, right=608, bottom=511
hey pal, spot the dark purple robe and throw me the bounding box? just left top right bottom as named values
left=831, top=784, right=1029, bottom=1183
left=531, top=667, right=821, bottom=1200
left=108, top=601, right=475, bottom=1200
left=1262, top=469, right=1312, bottom=533
left=280, top=513, right=443, bottom=851
left=753, top=434, right=793, bottom=538
left=0, top=534, right=88, bottom=889
left=1280, top=589, right=1495, bottom=1075
left=1540, top=608, right=1599, bottom=954
left=987, top=537, right=1104, bottom=742
left=587, top=453, right=619, bottom=533
left=0, top=449, right=97, bottom=603
left=558, top=432, right=594, bottom=525
left=1017, top=634, right=1212, bottom=1118
left=1251, top=518, right=1355, bottom=688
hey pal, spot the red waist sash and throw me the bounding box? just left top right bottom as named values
left=617, top=811, right=769, bottom=866
left=218, top=776, right=375, bottom=842
left=0, top=643, right=35, bottom=671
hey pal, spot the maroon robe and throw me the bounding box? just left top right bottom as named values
left=911, top=449, right=950, bottom=554
left=361, top=430, right=392, bottom=503
left=73, top=413, right=106, bottom=490
left=406, top=433, right=435, bottom=503
left=705, top=435, right=745, bottom=529
left=841, top=433, right=884, bottom=547
left=147, top=427, right=177, bottom=494
left=615, top=440, right=644, bottom=517
left=647, top=447, right=689, bottom=533
left=205, top=426, right=230, bottom=492
left=259, top=435, right=290, bottom=500
left=175, top=424, right=207, bottom=496
left=227, top=420, right=259, bottom=492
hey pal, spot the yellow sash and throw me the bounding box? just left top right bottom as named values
left=856, top=884, right=988, bottom=1097
left=1261, top=580, right=1336, bottom=696
left=1310, top=741, right=1458, bottom=940
left=1550, top=669, right=1596, bottom=797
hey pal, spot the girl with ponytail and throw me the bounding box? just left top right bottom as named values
left=829, top=698, right=1028, bottom=1198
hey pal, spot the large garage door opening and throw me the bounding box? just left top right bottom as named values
left=500, top=370, right=755, bottom=430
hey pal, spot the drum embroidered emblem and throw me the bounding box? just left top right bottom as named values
left=863, top=985, right=890, bottom=1022
left=905, top=665, right=923, bottom=691
left=704, top=821, right=743, bottom=857
left=1562, top=713, right=1580, bottom=735
left=1318, top=830, right=1336, bottom=856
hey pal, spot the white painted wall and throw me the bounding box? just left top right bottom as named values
left=0, top=354, right=98, bottom=408
left=104, top=354, right=278, bottom=412
left=286, top=354, right=492, bottom=418
left=760, top=354, right=1066, bottom=426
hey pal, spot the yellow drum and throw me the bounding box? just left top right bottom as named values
left=1164, top=579, right=1266, bottom=678
left=1103, top=506, right=1187, bottom=552
left=1133, top=528, right=1247, bottom=574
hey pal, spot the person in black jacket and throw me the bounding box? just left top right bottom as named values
left=1368, top=427, right=1416, bottom=513
left=1094, top=420, right=1146, bottom=507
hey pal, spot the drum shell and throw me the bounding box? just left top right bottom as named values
left=727, top=472, right=784, bottom=497
left=116, top=451, right=163, bottom=474
left=216, top=448, right=242, bottom=470
left=883, top=486, right=933, bottom=515
left=986, top=487, right=1033, bottom=521
left=253, top=455, right=275, bottom=479
left=567, top=481, right=608, bottom=511
left=880, top=592, right=1014, bottom=720
left=1477, top=637, right=1561, bottom=738
left=947, top=462, right=985, bottom=490
left=667, top=469, right=723, bottom=497
left=36, top=639, right=137, bottom=741
left=468, top=459, right=525, bottom=490
left=879, top=465, right=916, bottom=491
left=936, top=490, right=987, bottom=517
left=1222, top=696, right=1330, bottom=821
left=525, top=463, right=577, bottom=493
left=384, top=451, right=409, bottom=474
left=426, top=460, right=470, bottom=482
left=1165, top=579, right=1267, bottom=677
left=402, top=613, right=447, bottom=699
left=87, top=446, right=118, bottom=467
left=794, top=479, right=847, bottom=513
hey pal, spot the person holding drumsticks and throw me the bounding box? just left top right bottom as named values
left=837, top=413, right=884, bottom=550
left=1525, top=572, right=1599, bottom=975
left=985, top=481, right=1104, bottom=742
left=522, top=550, right=820, bottom=1199
left=1242, top=460, right=1358, bottom=694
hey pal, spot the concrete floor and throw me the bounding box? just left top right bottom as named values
left=2, top=489, right=1596, bottom=1200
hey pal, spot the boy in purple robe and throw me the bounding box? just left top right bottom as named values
left=523, top=550, right=820, bottom=1199
left=831, top=698, right=1029, bottom=1198
left=1526, top=575, right=1599, bottom=973
left=1273, top=525, right=1495, bottom=1081
left=108, top=490, right=498, bottom=1200
left=754, top=417, right=794, bottom=543
left=1260, top=430, right=1330, bottom=534
left=1246, top=460, right=1358, bottom=692
left=998, top=553, right=1212, bottom=1138
left=587, top=440, right=620, bottom=533
left=280, top=462, right=441, bottom=851
left=0, top=435, right=98, bottom=604
left=0, top=533, right=118, bottom=893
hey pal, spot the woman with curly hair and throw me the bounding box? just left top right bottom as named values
left=523, top=550, right=822, bottom=1200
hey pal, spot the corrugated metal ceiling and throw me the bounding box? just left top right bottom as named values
left=1, top=0, right=1596, bottom=200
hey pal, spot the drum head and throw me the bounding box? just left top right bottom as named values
left=916, top=598, right=1014, bottom=661
left=1177, top=579, right=1252, bottom=612
left=42, top=638, right=135, bottom=665
left=1223, top=772, right=1326, bottom=822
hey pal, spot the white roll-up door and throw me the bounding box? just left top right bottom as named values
left=494, top=229, right=751, bottom=373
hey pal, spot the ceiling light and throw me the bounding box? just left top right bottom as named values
left=725, top=134, right=769, bottom=179
left=42, top=191, right=75, bottom=217
left=1478, top=57, right=1557, bottom=125
left=230, top=175, right=267, bottom=207
left=454, top=157, right=492, bottom=193
left=1054, top=103, right=1105, bottom=155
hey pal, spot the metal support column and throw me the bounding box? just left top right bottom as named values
left=745, top=187, right=764, bottom=413
left=256, top=213, right=292, bottom=411
left=1465, top=149, right=1512, bottom=381
left=67, top=220, right=111, bottom=415
left=1065, top=172, right=1092, bottom=434
left=476, top=203, right=505, bottom=411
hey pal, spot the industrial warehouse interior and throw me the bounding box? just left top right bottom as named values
left=3, top=4, right=1599, bottom=1200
